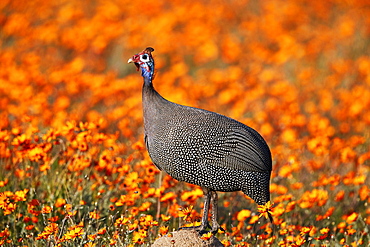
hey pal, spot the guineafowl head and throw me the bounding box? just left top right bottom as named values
left=128, top=47, right=155, bottom=80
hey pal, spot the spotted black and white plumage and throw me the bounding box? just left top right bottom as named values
left=128, top=47, right=273, bottom=234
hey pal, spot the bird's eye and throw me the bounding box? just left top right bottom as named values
left=141, top=54, right=149, bottom=62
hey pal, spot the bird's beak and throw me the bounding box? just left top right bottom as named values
left=128, top=56, right=141, bottom=71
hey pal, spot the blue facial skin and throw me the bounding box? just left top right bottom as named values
left=141, top=61, right=154, bottom=81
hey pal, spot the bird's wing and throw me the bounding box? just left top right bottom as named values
left=212, top=125, right=272, bottom=172
left=167, top=107, right=272, bottom=173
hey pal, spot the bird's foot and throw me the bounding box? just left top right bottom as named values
left=179, top=223, right=224, bottom=235
left=178, top=222, right=211, bottom=232
left=208, top=222, right=225, bottom=235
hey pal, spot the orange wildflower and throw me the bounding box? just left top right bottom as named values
left=258, top=201, right=273, bottom=219
left=249, top=215, right=259, bottom=224
left=0, top=179, right=9, bottom=187
left=278, top=164, right=293, bottom=178
left=0, top=193, right=10, bottom=210
left=181, top=188, right=203, bottom=202
left=237, top=209, right=251, bottom=221
left=11, top=134, right=30, bottom=147
left=25, top=225, right=35, bottom=230
left=123, top=172, right=140, bottom=190
left=0, top=192, right=16, bottom=215
left=346, top=212, right=358, bottom=224
left=291, top=182, right=303, bottom=190
left=178, top=205, right=194, bottom=221
left=160, top=192, right=177, bottom=203
left=347, top=228, right=356, bottom=235
left=14, top=169, right=25, bottom=179
left=271, top=203, right=285, bottom=217
left=315, top=207, right=335, bottom=221
left=28, top=146, right=45, bottom=161
left=358, top=151, right=370, bottom=165
left=294, top=235, right=306, bottom=246
left=320, top=227, right=329, bottom=235
left=159, top=226, right=169, bottom=236
left=200, top=232, right=213, bottom=241
left=300, top=226, right=311, bottom=235
left=139, top=214, right=155, bottom=228
left=55, top=198, right=66, bottom=208
left=299, top=189, right=328, bottom=209
left=36, top=223, right=58, bottom=240
left=143, top=188, right=161, bottom=198
left=160, top=214, right=171, bottom=222
left=0, top=228, right=10, bottom=240
left=41, top=206, right=52, bottom=214
left=42, top=128, right=60, bottom=142
left=138, top=201, right=151, bottom=212
left=359, top=185, right=369, bottom=201
left=130, top=207, right=139, bottom=216
left=128, top=220, right=139, bottom=231
left=337, top=222, right=347, bottom=230
left=335, top=190, right=345, bottom=201
left=63, top=225, right=84, bottom=240
left=64, top=203, right=72, bottom=211
left=114, top=217, right=130, bottom=227
left=48, top=216, right=59, bottom=222
left=132, top=229, right=146, bottom=244
left=97, top=227, right=106, bottom=235
left=89, top=211, right=100, bottom=219
left=109, top=239, right=117, bottom=245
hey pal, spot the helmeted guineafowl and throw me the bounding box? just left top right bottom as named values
left=128, top=47, right=273, bottom=234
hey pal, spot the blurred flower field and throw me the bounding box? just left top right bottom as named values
left=0, top=0, right=370, bottom=246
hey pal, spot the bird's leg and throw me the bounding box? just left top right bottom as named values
left=210, top=191, right=224, bottom=234
left=179, top=187, right=211, bottom=234
left=210, top=190, right=220, bottom=234
left=198, top=187, right=212, bottom=234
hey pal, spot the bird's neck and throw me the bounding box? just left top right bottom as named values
left=142, top=77, right=158, bottom=100
left=141, top=65, right=160, bottom=108
left=142, top=77, right=169, bottom=132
